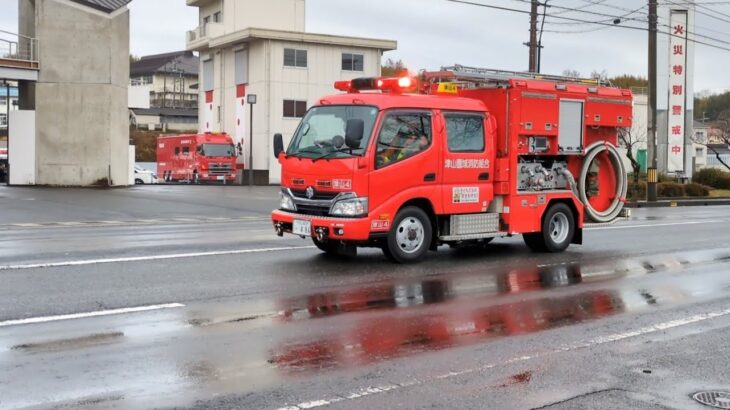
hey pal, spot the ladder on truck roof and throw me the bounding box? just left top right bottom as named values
left=440, top=64, right=612, bottom=87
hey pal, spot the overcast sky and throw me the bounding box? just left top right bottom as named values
left=2, top=0, right=729, bottom=93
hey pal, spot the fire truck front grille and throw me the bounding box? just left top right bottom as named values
left=290, top=189, right=339, bottom=201
left=209, top=164, right=233, bottom=175
left=294, top=204, right=331, bottom=216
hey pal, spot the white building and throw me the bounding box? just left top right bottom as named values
left=185, top=0, right=397, bottom=184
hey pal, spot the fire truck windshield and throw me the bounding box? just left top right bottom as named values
left=200, top=144, right=235, bottom=157
left=287, top=105, right=378, bottom=159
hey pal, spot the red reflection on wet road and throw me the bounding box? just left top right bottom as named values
left=270, top=265, right=625, bottom=373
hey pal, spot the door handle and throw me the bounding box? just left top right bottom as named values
left=478, top=172, right=490, bottom=181
left=424, top=173, right=436, bottom=182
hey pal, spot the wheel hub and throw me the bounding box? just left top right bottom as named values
left=396, top=217, right=425, bottom=254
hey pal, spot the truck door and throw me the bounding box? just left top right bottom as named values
left=441, top=111, right=495, bottom=215
left=369, top=110, right=441, bottom=218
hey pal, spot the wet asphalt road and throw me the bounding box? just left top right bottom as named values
left=1, top=186, right=730, bottom=409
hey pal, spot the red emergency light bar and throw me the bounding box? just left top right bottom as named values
left=334, top=76, right=418, bottom=94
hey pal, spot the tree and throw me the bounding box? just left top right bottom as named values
left=130, top=54, right=140, bottom=65
left=609, top=75, right=648, bottom=89
left=709, top=110, right=730, bottom=171
left=561, top=69, right=581, bottom=78
left=618, top=126, right=647, bottom=183
left=381, top=58, right=408, bottom=77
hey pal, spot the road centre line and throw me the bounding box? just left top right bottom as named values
left=0, top=303, right=185, bottom=328
left=586, top=220, right=722, bottom=231
left=276, top=307, right=730, bottom=410
left=0, top=246, right=317, bottom=271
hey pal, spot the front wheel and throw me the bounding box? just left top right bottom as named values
left=523, top=203, right=575, bottom=253
left=384, top=206, right=432, bottom=263
left=135, top=178, right=144, bottom=185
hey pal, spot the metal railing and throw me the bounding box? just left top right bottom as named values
left=707, top=154, right=730, bottom=166
left=0, top=29, right=39, bottom=68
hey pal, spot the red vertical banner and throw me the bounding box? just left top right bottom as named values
left=204, top=91, right=214, bottom=132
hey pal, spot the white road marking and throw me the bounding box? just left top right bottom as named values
left=586, top=220, right=722, bottom=231
left=276, top=308, right=730, bottom=410
left=0, top=246, right=316, bottom=271
left=0, top=303, right=185, bottom=328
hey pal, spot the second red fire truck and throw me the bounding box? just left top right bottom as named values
left=157, top=133, right=238, bottom=183
left=271, top=66, right=632, bottom=263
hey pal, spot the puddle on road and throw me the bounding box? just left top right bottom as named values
left=270, top=284, right=627, bottom=373
left=266, top=253, right=730, bottom=375
left=277, top=264, right=585, bottom=322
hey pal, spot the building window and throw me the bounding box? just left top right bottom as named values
left=342, top=53, right=364, bottom=71
left=284, top=48, right=307, bottom=68
left=0, top=113, right=6, bottom=127
left=445, top=113, right=485, bottom=152
left=235, top=49, right=249, bottom=84
left=283, top=100, right=307, bottom=118
left=213, top=11, right=221, bottom=23
left=203, top=59, right=214, bottom=92
left=696, top=147, right=704, bottom=157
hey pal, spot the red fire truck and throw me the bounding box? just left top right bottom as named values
left=271, top=66, right=632, bottom=263
left=157, top=133, right=238, bottom=183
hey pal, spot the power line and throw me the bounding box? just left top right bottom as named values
left=446, top=0, right=730, bottom=52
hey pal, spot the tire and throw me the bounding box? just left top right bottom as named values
left=523, top=203, right=575, bottom=253
left=135, top=178, right=144, bottom=185
left=385, top=206, right=432, bottom=263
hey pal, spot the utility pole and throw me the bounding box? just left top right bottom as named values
left=647, top=0, right=658, bottom=202
left=528, top=0, right=539, bottom=72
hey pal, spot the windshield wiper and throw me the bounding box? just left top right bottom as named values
left=312, top=148, right=356, bottom=162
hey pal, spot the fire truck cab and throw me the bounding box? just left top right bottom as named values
left=272, top=67, right=632, bottom=263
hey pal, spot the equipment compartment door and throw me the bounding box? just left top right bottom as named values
left=441, top=112, right=495, bottom=215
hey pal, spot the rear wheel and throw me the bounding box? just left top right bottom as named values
left=523, top=203, right=575, bottom=253
left=384, top=206, right=432, bottom=263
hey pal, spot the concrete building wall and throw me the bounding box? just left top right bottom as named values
left=216, top=0, right=305, bottom=34
left=28, top=0, right=130, bottom=186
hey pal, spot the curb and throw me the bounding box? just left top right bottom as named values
left=627, top=198, right=730, bottom=208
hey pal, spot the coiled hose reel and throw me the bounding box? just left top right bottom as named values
left=578, top=141, right=628, bottom=223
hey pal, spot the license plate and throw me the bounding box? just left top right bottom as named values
left=292, top=219, right=311, bottom=236
left=217, top=176, right=225, bottom=180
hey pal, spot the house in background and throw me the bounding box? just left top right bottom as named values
left=129, top=51, right=199, bottom=132
left=186, top=0, right=397, bottom=184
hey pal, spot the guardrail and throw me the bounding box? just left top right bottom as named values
left=0, top=29, right=39, bottom=69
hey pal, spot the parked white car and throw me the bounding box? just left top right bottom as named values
left=134, top=165, right=159, bottom=184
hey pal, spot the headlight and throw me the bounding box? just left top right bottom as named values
left=280, top=192, right=297, bottom=211
left=330, top=197, right=368, bottom=217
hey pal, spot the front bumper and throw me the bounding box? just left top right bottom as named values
left=271, top=210, right=372, bottom=241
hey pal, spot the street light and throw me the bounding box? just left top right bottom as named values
left=247, top=94, right=257, bottom=187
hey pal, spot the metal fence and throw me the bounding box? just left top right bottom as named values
left=707, top=154, right=730, bottom=167
left=0, top=29, right=39, bottom=65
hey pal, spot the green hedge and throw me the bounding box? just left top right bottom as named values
left=693, top=168, right=730, bottom=189
left=684, top=183, right=711, bottom=197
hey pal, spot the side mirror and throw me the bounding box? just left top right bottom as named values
left=273, top=133, right=284, bottom=158
left=345, top=119, right=364, bottom=149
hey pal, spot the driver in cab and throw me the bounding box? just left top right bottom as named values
left=379, top=127, right=429, bottom=165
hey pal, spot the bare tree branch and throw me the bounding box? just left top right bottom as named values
left=618, top=127, right=646, bottom=184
